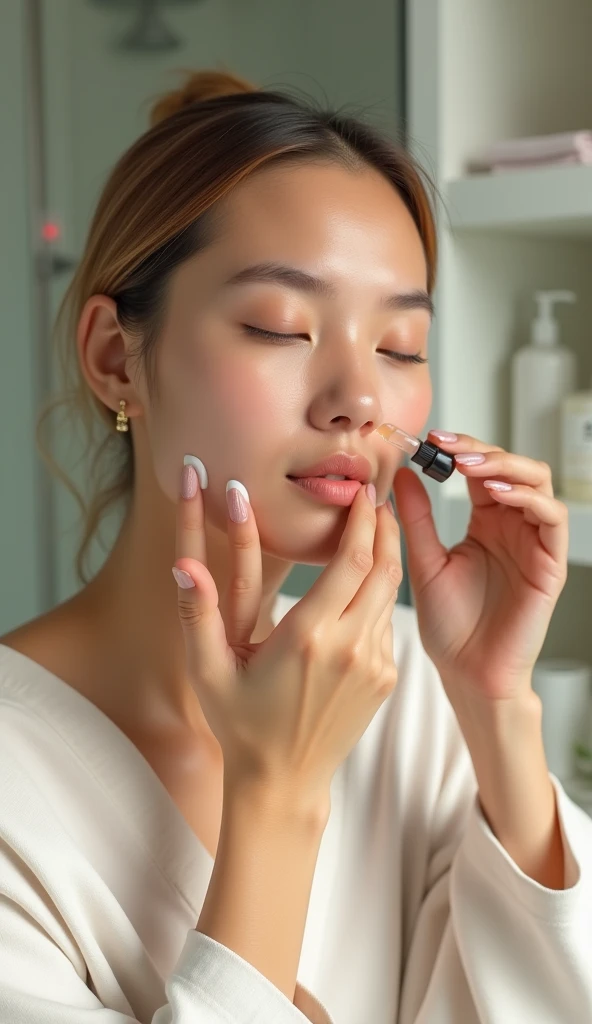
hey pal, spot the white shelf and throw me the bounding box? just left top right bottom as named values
left=409, top=0, right=592, bottom=664
left=445, top=495, right=592, bottom=568
left=445, top=166, right=592, bottom=238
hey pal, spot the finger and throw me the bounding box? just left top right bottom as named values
left=172, top=557, right=233, bottom=686
left=393, top=466, right=448, bottom=592
left=482, top=482, right=569, bottom=564
left=380, top=617, right=395, bottom=666
left=176, top=458, right=208, bottom=565
left=375, top=584, right=398, bottom=643
left=375, top=530, right=400, bottom=636
left=427, top=429, right=504, bottom=456
left=300, top=482, right=378, bottom=621
left=343, top=501, right=403, bottom=630
left=427, top=429, right=505, bottom=509
left=371, top=501, right=400, bottom=638
left=221, top=480, right=264, bottom=648
left=173, top=459, right=233, bottom=684
left=454, top=450, right=554, bottom=498
left=427, top=430, right=555, bottom=506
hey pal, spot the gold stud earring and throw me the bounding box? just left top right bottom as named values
left=116, top=399, right=129, bottom=432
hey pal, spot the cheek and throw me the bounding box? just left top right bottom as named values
left=383, top=370, right=432, bottom=436
left=145, top=346, right=285, bottom=506
left=213, top=364, right=284, bottom=441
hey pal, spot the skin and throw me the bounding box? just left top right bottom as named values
left=3, top=161, right=432, bottom=756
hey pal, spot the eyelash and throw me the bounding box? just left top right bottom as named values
left=241, top=325, right=428, bottom=364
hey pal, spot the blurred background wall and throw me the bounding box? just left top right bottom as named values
left=1, top=0, right=406, bottom=633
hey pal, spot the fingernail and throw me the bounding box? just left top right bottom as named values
left=430, top=430, right=458, bottom=443
left=366, top=483, right=376, bottom=507
left=172, top=567, right=195, bottom=589
left=181, top=464, right=198, bottom=498
left=184, top=454, right=208, bottom=489
left=484, top=480, right=512, bottom=492
left=226, top=479, right=250, bottom=523
left=455, top=453, right=486, bottom=466
left=387, top=499, right=396, bottom=517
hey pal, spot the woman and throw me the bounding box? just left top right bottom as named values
left=0, top=69, right=590, bottom=1024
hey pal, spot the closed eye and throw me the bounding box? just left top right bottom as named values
left=241, top=325, right=428, bottom=364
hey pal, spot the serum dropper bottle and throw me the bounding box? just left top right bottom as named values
left=376, top=423, right=456, bottom=482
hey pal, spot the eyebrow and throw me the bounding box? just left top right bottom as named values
left=224, top=262, right=434, bottom=318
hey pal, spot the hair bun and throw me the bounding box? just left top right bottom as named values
left=149, top=68, right=258, bottom=126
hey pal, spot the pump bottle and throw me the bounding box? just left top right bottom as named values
left=510, top=290, right=576, bottom=481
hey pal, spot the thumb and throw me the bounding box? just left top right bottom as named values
left=172, top=558, right=233, bottom=683
left=392, top=467, right=448, bottom=592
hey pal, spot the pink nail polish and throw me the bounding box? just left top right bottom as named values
left=172, top=567, right=195, bottom=588
left=484, top=480, right=512, bottom=491
left=455, top=453, right=486, bottom=466
left=181, top=464, right=198, bottom=499
left=430, top=430, right=458, bottom=443
left=227, top=486, right=248, bottom=523
left=366, top=483, right=377, bottom=507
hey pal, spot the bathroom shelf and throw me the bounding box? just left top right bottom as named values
left=444, top=495, right=592, bottom=568
left=409, top=0, right=592, bottom=666
left=445, top=166, right=592, bottom=238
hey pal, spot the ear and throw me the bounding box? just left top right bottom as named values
left=76, top=294, right=144, bottom=421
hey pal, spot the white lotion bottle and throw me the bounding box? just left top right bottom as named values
left=561, top=377, right=592, bottom=501
left=511, top=290, right=576, bottom=482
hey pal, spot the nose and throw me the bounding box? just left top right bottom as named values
left=307, top=350, right=384, bottom=436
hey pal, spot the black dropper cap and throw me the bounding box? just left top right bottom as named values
left=410, top=440, right=455, bottom=482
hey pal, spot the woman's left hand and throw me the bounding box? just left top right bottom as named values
left=392, top=431, right=569, bottom=705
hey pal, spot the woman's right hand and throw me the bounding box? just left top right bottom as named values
left=172, top=462, right=402, bottom=816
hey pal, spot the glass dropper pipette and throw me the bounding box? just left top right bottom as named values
left=376, top=423, right=456, bottom=482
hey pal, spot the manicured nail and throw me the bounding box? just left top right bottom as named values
left=226, top=479, right=250, bottom=523
left=366, top=483, right=376, bottom=507
left=483, top=480, right=512, bottom=492
left=184, top=454, right=208, bottom=489
left=172, top=567, right=195, bottom=589
left=181, top=463, right=198, bottom=498
left=430, top=430, right=458, bottom=443
left=455, top=453, right=486, bottom=466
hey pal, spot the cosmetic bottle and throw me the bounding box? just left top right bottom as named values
left=560, top=377, right=592, bottom=501
left=510, top=290, right=576, bottom=482
left=377, top=424, right=456, bottom=482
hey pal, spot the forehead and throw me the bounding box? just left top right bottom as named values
left=207, top=160, right=428, bottom=288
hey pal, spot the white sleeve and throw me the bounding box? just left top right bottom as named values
left=0, top=879, right=333, bottom=1024
left=398, top=686, right=592, bottom=1024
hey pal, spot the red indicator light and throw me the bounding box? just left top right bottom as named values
left=42, top=221, right=61, bottom=242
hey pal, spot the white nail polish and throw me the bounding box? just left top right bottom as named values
left=225, top=479, right=250, bottom=504
left=184, top=455, right=208, bottom=489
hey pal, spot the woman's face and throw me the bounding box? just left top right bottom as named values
left=134, top=160, right=433, bottom=565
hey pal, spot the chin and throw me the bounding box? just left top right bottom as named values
left=259, top=514, right=349, bottom=566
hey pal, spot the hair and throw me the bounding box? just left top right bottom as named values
left=38, top=67, right=438, bottom=585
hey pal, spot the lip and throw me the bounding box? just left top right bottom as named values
left=287, top=452, right=374, bottom=485
left=287, top=476, right=363, bottom=506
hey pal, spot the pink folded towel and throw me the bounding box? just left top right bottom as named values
left=470, top=131, right=592, bottom=173
left=491, top=153, right=590, bottom=173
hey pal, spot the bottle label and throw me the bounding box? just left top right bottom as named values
left=562, top=410, right=592, bottom=481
